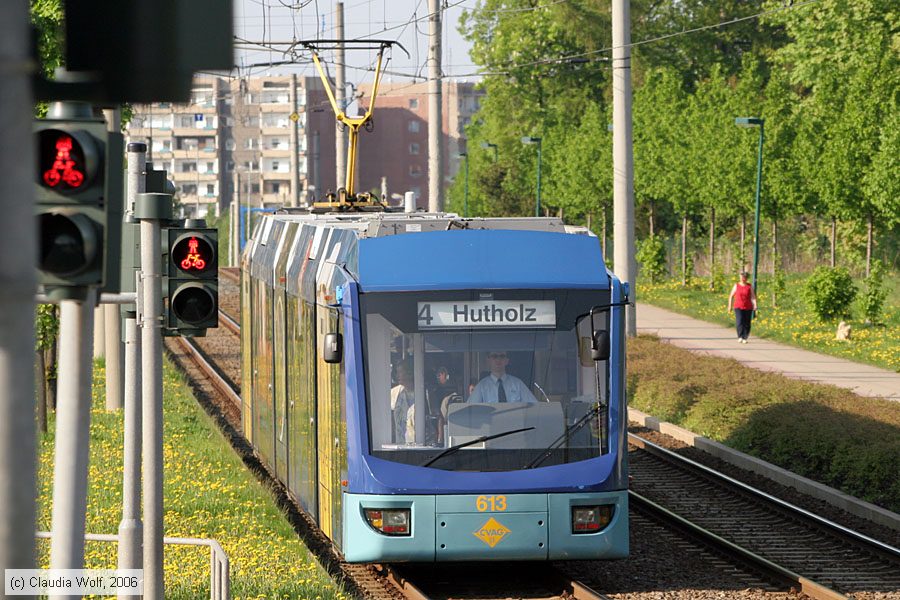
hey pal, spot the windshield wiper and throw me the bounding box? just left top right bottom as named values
left=421, top=427, right=535, bottom=468
left=523, top=403, right=602, bottom=469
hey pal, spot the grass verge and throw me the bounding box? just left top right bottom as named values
left=639, top=273, right=899, bottom=371
left=36, top=359, right=349, bottom=600
left=628, top=335, right=900, bottom=512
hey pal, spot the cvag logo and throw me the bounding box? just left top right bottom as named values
left=472, top=517, right=511, bottom=548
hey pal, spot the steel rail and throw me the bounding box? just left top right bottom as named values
left=629, top=433, right=900, bottom=561
left=172, top=335, right=241, bottom=412
left=629, top=491, right=848, bottom=600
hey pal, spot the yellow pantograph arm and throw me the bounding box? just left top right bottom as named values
left=310, top=50, right=344, bottom=120
left=364, top=49, right=386, bottom=120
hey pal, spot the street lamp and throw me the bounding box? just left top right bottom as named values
left=735, top=117, right=765, bottom=293
left=521, top=136, right=542, bottom=217
left=458, top=152, right=469, bottom=217
left=480, top=141, right=498, bottom=162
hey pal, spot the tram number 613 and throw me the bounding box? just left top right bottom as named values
left=476, top=495, right=507, bottom=512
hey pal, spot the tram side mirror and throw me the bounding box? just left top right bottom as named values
left=591, top=330, right=610, bottom=361
left=323, top=332, right=343, bottom=364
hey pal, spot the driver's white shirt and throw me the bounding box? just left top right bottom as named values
left=467, top=373, right=538, bottom=404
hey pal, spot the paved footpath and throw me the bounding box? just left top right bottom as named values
left=636, top=303, right=900, bottom=402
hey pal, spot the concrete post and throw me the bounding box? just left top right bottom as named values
left=427, top=0, right=443, bottom=212
left=48, top=289, right=97, bottom=597
left=612, top=0, right=636, bottom=336
left=0, top=0, right=37, bottom=583
left=335, top=2, right=347, bottom=192
left=290, top=74, right=300, bottom=208
left=93, top=305, right=106, bottom=358
left=104, top=303, right=123, bottom=410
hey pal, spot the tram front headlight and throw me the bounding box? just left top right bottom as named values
left=571, top=505, right=614, bottom=533
left=364, top=508, right=411, bottom=536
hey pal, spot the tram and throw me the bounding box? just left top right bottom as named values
left=241, top=211, right=630, bottom=562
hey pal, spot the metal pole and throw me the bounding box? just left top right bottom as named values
left=535, top=141, right=542, bottom=217
left=117, top=315, right=142, bottom=600
left=612, top=0, right=637, bottom=336
left=427, top=0, right=444, bottom=212
left=139, top=194, right=169, bottom=600
left=118, top=143, right=145, bottom=594
left=290, top=74, right=300, bottom=208
left=751, top=122, right=764, bottom=294
left=0, top=0, right=37, bottom=583
left=48, top=289, right=97, bottom=596
left=335, top=2, right=347, bottom=192
left=103, top=108, right=124, bottom=411
left=462, top=154, right=469, bottom=217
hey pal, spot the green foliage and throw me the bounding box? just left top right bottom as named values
left=636, top=235, right=667, bottom=284
left=35, top=304, right=58, bottom=351
left=629, top=335, right=900, bottom=511
left=862, top=261, right=888, bottom=325
left=710, top=262, right=728, bottom=293
left=802, top=267, right=857, bottom=321
left=683, top=253, right=695, bottom=287
left=772, top=255, right=786, bottom=307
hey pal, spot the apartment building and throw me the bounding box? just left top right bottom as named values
left=125, top=76, right=480, bottom=215
left=356, top=80, right=483, bottom=208
left=126, top=75, right=335, bottom=217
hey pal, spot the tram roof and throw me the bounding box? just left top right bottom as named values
left=257, top=211, right=611, bottom=291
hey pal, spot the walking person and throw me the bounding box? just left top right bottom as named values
left=727, top=271, right=758, bottom=343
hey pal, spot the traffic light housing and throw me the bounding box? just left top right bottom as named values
left=164, top=225, right=218, bottom=335
left=35, top=112, right=123, bottom=299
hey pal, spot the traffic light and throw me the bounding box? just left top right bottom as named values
left=164, top=224, right=218, bottom=335
left=35, top=111, right=122, bottom=299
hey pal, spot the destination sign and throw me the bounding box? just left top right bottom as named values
left=417, top=300, right=556, bottom=329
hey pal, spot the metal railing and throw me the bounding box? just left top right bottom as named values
left=35, top=531, right=231, bottom=600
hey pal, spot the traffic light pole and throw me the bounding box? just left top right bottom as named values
left=0, top=0, right=38, bottom=582
left=48, top=288, right=97, bottom=593
left=103, top=108, right=124, bottom=411
left=118, top=144, right=145, bottom=596
left=136, top=193, right=173, bottom=600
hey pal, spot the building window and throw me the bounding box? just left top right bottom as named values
left=245, top=138, right=259, bottom=150
left=226, top=161, right=234, bottom=171
left=206, top=184, right=215, bottom=196
left=409, top=98, right=419, bottom=110
left=206, top=162, right=214, bottom=173
left=225, top=138, right=235, bottom=151
left=272, top=182, right=280, bottom=194
left=182, top=162, right=196, bottom=173
left=409, top=143, right=420, bottom=155
left=408, top=120, right=420, bottom=133
left=250, top=183, right=260, bottom=194
left=182, top=184, right=197, bottom=195
left=409, top=165, right=422, bottom=177
left=272, top=161, right=280, bottom=171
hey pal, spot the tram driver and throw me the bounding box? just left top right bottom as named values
left=467, top=351, right=538, bottom=404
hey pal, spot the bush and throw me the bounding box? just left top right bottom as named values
left=861, top=261, right=888, bottom=324
left=801, top=267, right=857, bottom=321
left=636, top=235, right=667, bottom=284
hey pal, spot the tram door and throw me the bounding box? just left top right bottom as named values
left=316, top=304, right=345, bottom=544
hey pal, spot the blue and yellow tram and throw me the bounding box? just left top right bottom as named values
left=241, top=212, right=629, bottom=562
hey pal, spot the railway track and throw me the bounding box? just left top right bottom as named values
left=629, top=435, right=900, bottom=599
left=168, top=270, right=900, bottom=599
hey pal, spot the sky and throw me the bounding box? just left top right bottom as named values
left=233, top=0, right=479, bottom=90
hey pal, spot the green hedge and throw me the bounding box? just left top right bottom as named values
left=628, top=335, right=900, bottom=512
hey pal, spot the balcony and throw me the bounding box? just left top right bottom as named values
left=173, top=127, right=217, bottom=137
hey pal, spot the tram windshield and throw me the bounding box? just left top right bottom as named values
left=360, top=290, right=610, bottom=472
